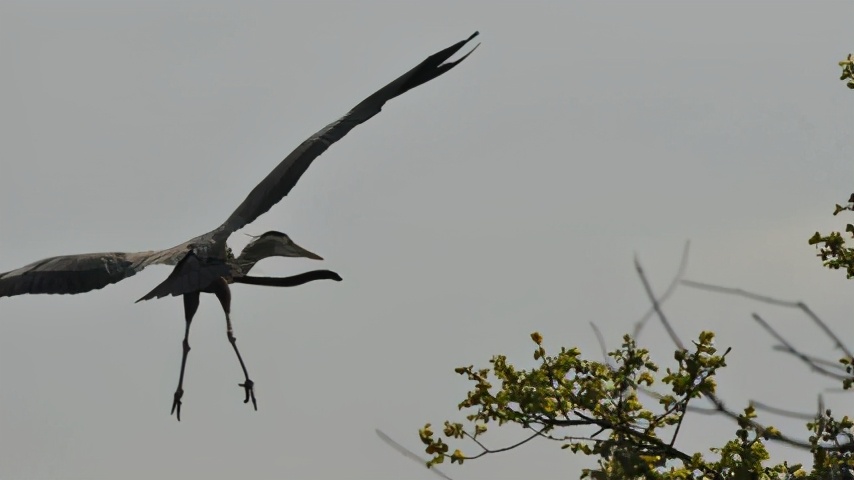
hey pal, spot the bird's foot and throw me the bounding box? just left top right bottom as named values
left=239, top=379, right=257, bottom=411
left=171, top=388, right=184, bottom=421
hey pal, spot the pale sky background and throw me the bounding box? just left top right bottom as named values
left=1, top=2, right=852, bottom=479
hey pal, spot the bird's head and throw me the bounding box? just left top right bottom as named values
left=241, top=231, right=323, bottom=261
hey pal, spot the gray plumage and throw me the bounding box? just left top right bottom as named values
left=0, top=32, right=479, bottom=420
left=0, top=32, right=479, bottom=301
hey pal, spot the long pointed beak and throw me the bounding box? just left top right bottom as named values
left=290, top=241, right=323, bottom=260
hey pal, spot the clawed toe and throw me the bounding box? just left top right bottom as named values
left=171, top=388, right=184, bottom=421
left=239, top=379, right=257, bottom=411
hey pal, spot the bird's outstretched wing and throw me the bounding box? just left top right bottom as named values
left=0, top=230, right=228, bottom=299
left=215, top=32, right=480, bottom=240
left=0, top=249, right=173, bottom=297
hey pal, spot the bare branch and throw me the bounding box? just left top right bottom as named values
left=701, top=394, right=813, bottom=450
left=638, top=387, right=720, bottom=415
left=750, top=400, right=816, bottom=421
left=633, top=240, right=691, bottom=340
left=680, top=280, right=852, bottom=357
left=638, top=275, right=825, bottom=452
left=461, top=429, right=543, bottom=460
left=375, top=429, right=455, bottom=480
left=589, top=322, right=612, bottom=365
left=752, top=313, right=851, bottom=381
left=634, top=255, right=685, bottom=349
left=770, top=346, right=849, bottom=371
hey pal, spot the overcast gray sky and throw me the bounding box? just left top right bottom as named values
left=1, top=2, right=851, bottom=479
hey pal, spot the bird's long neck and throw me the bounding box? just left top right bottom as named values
left=233, top=270, right=340, bottom=287
left=235, top=245, right=273, bottom=274
left=236, top=256, right=260, bottom=275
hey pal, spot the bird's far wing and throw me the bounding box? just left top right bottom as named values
left=135, top=252, right=232, bottom=302
left=0, top=250, right=162, bottom=298
left=216, top=31, right=480, bottom=239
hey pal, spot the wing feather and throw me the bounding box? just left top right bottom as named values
left=0, top=252, right=149, bottom=297
left=216, top=32, right=479, bottom=238
left=0, top=241, right=200, bottom=298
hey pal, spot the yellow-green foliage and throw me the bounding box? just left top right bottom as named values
left=421, top=332, right=853, bottom=479
left=809, top=194, right=854, bottom=280
left=840, top=54, right=854, bottom=89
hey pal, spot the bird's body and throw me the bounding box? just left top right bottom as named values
left=0, top=32, right=479, bottom=420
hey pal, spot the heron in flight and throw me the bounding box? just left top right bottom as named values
left=0, top=32, right=479, bottom=420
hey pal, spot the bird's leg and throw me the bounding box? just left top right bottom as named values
left=173, top=292, right=200, bottom=421
left=212, top=278, right=257, bottom=411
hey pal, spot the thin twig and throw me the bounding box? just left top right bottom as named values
left=634, top=255, right=684, bottom=350
left=375, top=429, right=455, bottom=480
left=797, top=302, right=852, bottom=358
left=633, top=240, right=691, bottom=339
left=702, top=394, right=813, bottom=450
left=638, top=271, right=819, bottom=452
left=638, top=387, right=720, bottom=415
left=750, top=400, right=816, bottom=421
left=461, top=429, right=543, bottom=460
left=680, top=280, right=852, bottom=358
left=589, top=322, right=612, bottom=366
left=770, top=347, right=849, bottom=371
left=753, top=313, right=850, bottom=381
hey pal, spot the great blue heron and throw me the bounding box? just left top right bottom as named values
left=0, top=32, right=479, bottom=420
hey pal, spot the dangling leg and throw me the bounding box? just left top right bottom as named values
left=212, top=278, right=257, bottom=411
left=172, top=292, right=200, bottom=421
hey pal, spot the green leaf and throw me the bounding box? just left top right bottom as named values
left=808, top=232, right=822, bottom=245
